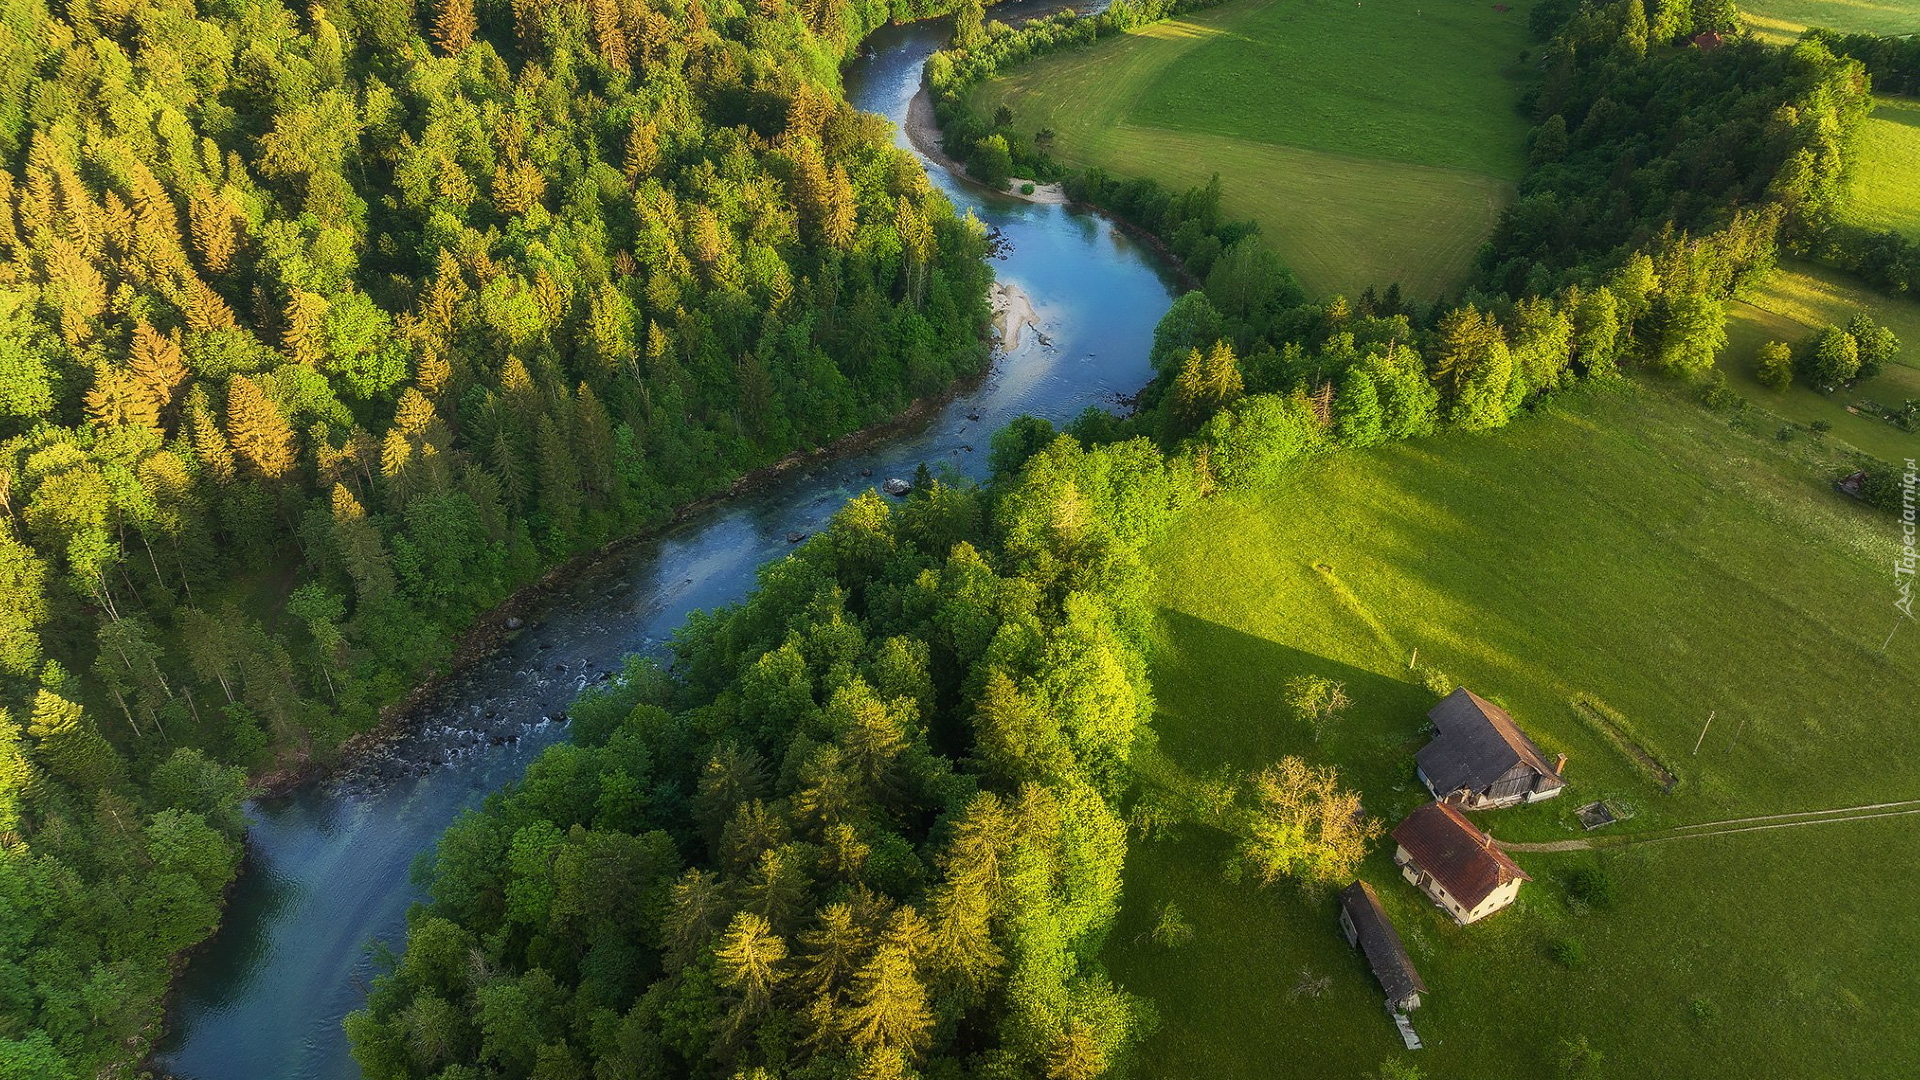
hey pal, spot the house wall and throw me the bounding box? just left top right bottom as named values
left=1397, top=845, right=1523, bottom=924
left=1461, top=878, right=1522, bottom=923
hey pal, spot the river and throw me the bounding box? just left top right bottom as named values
left=154, top=12, right=1177, bottom=1079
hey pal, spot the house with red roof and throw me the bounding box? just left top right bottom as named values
left=1391, top=801, right=1531, bottom=924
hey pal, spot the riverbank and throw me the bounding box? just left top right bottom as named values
left=255, top=348, right=1010, bottom=799
left=992, top=280, right=1045, bottom=352
left=906, top=86, right=1068, bottom=204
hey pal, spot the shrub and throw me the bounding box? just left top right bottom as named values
left=1149, top=900, right=1195, bottom=947
left=1020, top=182, right=1036, bottom=195
left=1554, top=1033, right=1604, bottom=1075
left=1565, top=865, right=1616, bottom=910
left=1548, top=937, right=1586, bottom=968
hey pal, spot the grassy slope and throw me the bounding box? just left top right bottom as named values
left=970, top=0, right=1532, bottom=299
left=1846, top=96, right=1920, bottom=241
left=1116, top=384, right=1920, bottom=1078
left=1721, top=261, right=1920, bottom=462
left=1743, top=0, right=1920, bottom=41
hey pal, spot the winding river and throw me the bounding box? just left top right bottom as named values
left=155, top=13, right=1177, bottom=1079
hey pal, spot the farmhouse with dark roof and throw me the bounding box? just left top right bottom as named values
left=1391, top=801, right=1531, bottom=924
left=1416, top=688, right=1566, bottom=808
left=1337, top=881, right=1427, bottom=1013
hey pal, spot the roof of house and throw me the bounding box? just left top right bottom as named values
left=1391, top=801, right=1531, bottom=910
left=1338, top=881, right=1427, bottom=1004
left=1415, top=687, right=1564, bottom=796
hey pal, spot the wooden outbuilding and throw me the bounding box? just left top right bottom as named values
left=1415, top=688, right=1566, bottom=808
left=1391, top=801, right=1531, bottom=925
left=1338, top=881, right=1427, bottom=1013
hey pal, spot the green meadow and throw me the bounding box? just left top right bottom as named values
left=1719, top=261, right=1920, bottom=462
left=970, top=0, right=1534, bottom=299
left=1115, top=384, right=1920, bottom=1078
left=1846, top=96, right=1920, bottom=242
left=1743, top=0, right=1920, bottom=40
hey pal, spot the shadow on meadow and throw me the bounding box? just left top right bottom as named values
left=1148, top=607, right=1441, bottom=816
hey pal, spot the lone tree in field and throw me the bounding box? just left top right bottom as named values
left=1754, top=340, right=1793, bottom=392
left=1236, top=756, right=1380, bottom=892
left=1283, top=674, right=1350, bottom=740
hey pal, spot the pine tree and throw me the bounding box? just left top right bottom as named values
left=188, top=187, right=239, bottom=274
left=284, top=290, right=328, bottom=365
left=590, top=0, right=631, bottom=70
left=0, top=708, right=39, bottom=837
left=624, top=116, right=660, bottom=179
left=226, top=375, right=297, bottom=481
left=716, top=910, right=788, bottom=1015
left=186, top=386, right=236, bottom=484
left=331, top=484, right=396, bottom=605
left=534, top=413, right=582, bottom=536
left=663, top=868, right=728, bottom=969
left=432, top=0, right=478, bottom=54
left=798, top=902, right=870, bottom=1000
left=574, top=383, right=615, bottom=502
left=841, top=944, right=932, bottom=1057
left=129, top=323, right=186, bottom=397
left=184, top=275, right=237, bottom=332
left=85, top=366, right=163, bottom=433
left=27, top=688, right=124, bottom=790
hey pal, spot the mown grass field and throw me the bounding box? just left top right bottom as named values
left=1846, top=96, right=1920, bottom=242
left=1115, top=385, right=1919, bottom=1078
left=1720, top=260, right=1920, bottom=462
left=1743, top=0, right=1920, bottom=41
left=970, top=0, right=1534, bottom=299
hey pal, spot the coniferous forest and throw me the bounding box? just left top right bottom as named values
left=0, top=0, right=1912, bottom=1074
left=0, top=0, right=994, bottom=1073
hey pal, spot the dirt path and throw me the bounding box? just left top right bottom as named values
left=1495, top=797, right=1920, bottom=853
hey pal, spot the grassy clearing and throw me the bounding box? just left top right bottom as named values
left=970, top=0, right=1533, bottom=298
left=1846, top=96, right=1920, bottom=242
left=1742, top=0, right=1920, bottom=41
left=1719, top=261, right=1920, bottom=462
left=1115, top=384, right=1919, bottom=1078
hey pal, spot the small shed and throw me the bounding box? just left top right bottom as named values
left=1338, top=881, right=1427, bottom=1013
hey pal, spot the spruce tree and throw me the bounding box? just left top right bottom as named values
left=225, top=375, right=297, bottom=481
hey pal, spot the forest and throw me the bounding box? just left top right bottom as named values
left=0, top=0, right=997, bottom=1073
left=340, top=2, right=1918, bottom=1078
left=1, top=0, right=1910, bottom=1074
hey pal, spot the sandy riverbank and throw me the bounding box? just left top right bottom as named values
left=991, top=280, right=1045, bottom=352
left=905, top=87, right=1069, bottom=205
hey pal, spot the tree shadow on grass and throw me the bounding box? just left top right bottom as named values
left=1150, top=608, right=1438, bottom=809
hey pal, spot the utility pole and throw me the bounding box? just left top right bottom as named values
left=1692, top=710, right=1715, bottom=756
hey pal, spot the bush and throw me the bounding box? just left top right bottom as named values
left=1554, top=1034, right=1604, bottom=1075
left=1548, top=937, right=1586, bottom=968
left=1565, top=865, right=1616, bottom=910
left=1020, top=182, right=1036, bottom=195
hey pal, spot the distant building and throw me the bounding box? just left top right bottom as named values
left=1338, top=881, right=1427, bottom=1013
left=1416, top=688, right=1566, bottom=808
left=1391, top=801, right=1531, bottom=924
